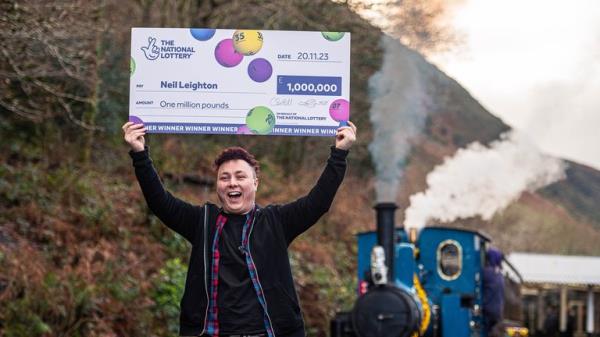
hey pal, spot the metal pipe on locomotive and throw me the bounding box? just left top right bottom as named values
left=330, top=203, right=515, bottom=337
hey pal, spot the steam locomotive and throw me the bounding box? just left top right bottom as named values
left=330, top=203, right=526, bottom=337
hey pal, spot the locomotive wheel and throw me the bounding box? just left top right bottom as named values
left=352, top=285, right=421, bottom=337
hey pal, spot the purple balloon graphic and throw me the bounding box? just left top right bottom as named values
left=129, top=115, right=144, bottom=125
left=329, top=99, right=350, bottom=122
left=215, top=39, right=243, bottom=67
left=247, top=58, right=272, bottom=82
left=190, top=28, right=216, bottom=41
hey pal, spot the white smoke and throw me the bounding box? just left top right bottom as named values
left=403, top=131, right=567, bottom=230
left=369, top=35, right=431, bottom=202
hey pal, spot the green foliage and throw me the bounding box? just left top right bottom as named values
left=151, top=258, right=188, bottom=335
left=1, top=312, right=52, bottom=337
left=0, top=163, right=46, bottom=206
left=1, top=274, right=94, bottom=337
left=290, top=249, right=357, bottom=336
left=97, top=262, right=142, bottom=303
left=0, top=129, right=49, bottom=208
left=148, top=215, right=192, bottom=258
left=311, top=262, right=356, bottom=310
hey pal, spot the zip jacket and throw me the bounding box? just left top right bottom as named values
left=130, top=146, right=348, bottom=336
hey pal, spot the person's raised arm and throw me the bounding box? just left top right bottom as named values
left=123, top=122, right=200, bottom=242
left=278, top=121, right=357, bottom=243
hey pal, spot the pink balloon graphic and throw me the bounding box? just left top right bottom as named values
left=237, top=125, right=253, bottom=135
left=215, top=39, right=243, bottom=67
left=329, top=99, right=350, bottom=122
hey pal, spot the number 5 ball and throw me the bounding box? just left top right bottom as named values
left=233, top=30, right=263, bottom=56
left=246, top=106, right=275, bottom=135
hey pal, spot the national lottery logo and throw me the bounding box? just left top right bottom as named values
left=141, top=37, right=160, bottom=60
left=141, top=36, right=196, bottom=61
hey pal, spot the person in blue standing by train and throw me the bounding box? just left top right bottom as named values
left=482, top=247, right=505, bottom=337
left=122, top=121, right=357, bottom=337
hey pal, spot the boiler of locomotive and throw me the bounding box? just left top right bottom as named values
left=341, top=203, right=489, bottom=337
left=351, top=203, right=429, bottom=337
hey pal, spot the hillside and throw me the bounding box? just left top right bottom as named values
left=375, top=39, right=600, bottom=255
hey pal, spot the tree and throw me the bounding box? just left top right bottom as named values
left=344, top=0, right=462, bottom=54
left=0, top=1, right=109, bottom=163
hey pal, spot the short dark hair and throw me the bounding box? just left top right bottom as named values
left=213, top=147, right=260, bottom=178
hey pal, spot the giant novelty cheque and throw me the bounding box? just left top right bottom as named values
left=129, top=28, right=350, bottom=136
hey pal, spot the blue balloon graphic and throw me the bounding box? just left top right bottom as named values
left=190, top=28, right=216, bottom=41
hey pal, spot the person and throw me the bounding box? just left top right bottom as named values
left=482, top=247, right=505, bottom=337
left=122, top=121, right=357, bottom=337
left=543, top=306, right=559, bottom=337
left=565, top=307, right=576, bottom=337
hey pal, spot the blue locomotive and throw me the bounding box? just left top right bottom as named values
left=330, top=203, right=526, bottom=337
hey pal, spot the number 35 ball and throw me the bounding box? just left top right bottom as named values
left=233, top=30, right=264, bottom=56
left=246, top=106, right=275, bottom=135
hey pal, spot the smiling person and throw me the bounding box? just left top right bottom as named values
left=122, top=121, right=356, bottom=337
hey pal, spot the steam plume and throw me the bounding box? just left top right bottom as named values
left=404, top=131, right=567, bottom=230
left=369, top=35, right=431, bottom=202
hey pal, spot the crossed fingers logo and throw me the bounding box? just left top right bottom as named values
left=141, top=37, right=160, bottom=60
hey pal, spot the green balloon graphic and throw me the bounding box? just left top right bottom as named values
left=246, top=106, right=275, bottom=135
left=130, top=57, right=136, bottom=76
left=322, top=32, right=345, bottom=41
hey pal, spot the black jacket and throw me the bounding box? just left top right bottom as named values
left=130, top=146, right=348, bottom=336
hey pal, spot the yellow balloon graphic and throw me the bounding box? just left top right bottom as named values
left=233, top=30, right=263, bottom=56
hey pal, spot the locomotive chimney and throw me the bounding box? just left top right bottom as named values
left=374, top=202, right=398, bottom=283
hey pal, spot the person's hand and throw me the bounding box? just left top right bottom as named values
left=122, top=121, right=146, bottom=152
left=335, top=121, right=357, bottom=150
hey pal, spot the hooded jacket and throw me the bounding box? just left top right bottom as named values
left=482, top=248, right=504, bottom=326
left=130, top=146, right=348, bottom=336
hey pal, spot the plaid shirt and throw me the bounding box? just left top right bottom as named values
left=206, top=213, right=227, bottom=336
left=206, top=208, right=274, bottom=337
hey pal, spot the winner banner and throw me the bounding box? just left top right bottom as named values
left=129, top=28, right=350, bottom=136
